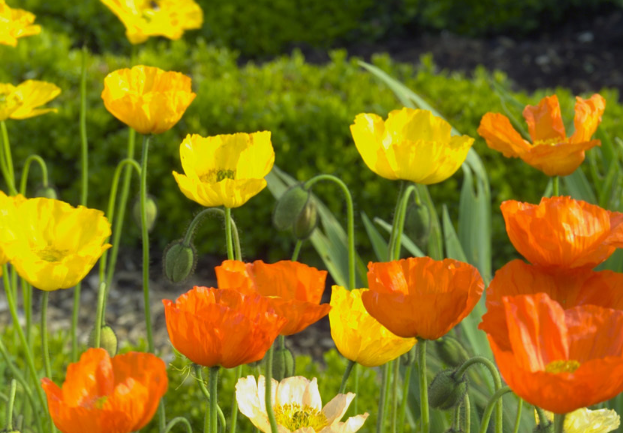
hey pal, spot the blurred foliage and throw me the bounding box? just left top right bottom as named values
left=2, top=31, right=623, bottom=270
left=13, top=0, right=623, bottom=57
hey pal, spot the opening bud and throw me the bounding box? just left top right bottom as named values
left=272, top=345, right=295, bottom=381
left=428, top=369, right=468, bottom=410
left=434, top=336, right=470, bottom=368
left=133, top=194, right=158, bottom=232
left=404, top=200, right=431, bottom=252
left=88, top=324, right=118, bottom=357
left=163, top=240, right=197, bottom=283
left=35, top=185, right=58, bottom=200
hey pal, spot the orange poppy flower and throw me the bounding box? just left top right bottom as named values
left=502, top=197, right=623, bottom=271
left=484, top=292, right=623, bottom=414
left=41, top=348, right=167, bottom=433
left=478, top=94, right=605, bottom=176
left=361, top=257, right=484, bottom=340
left=480, top=259, right=623, bottom=347
left=215, top=260, right=330, bottom=336
left=163, top=287, right=287, bottom=368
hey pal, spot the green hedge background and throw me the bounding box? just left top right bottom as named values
left=2, top=0, right=623, bottom=271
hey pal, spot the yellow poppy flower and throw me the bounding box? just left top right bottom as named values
left=329, top=286, right=416, bottom=367
left=236, top=375, right=369, bottom=433
left=0, top=0, right=41, bottom=47
left=172, top=132, right=274, bottom=208
left=350, top=108, right=474, bottom=184
left=0, top=81, right=61, bottom=121
left=100, top=0, right=203, bottom=44
left=0, top=194, right=112, bottom=291
left=101, top=65, right=196, bottom=135
left=535, top=407, right=620, bottom=433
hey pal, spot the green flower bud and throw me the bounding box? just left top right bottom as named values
left=273, top=184, right=311, bottom=231
left=434, top=336, right=470, bottom=368
left=133, top=194, right=158, bottom=232
left=404, top=201, right=431, bottom=252
left=88, top=324, right=118, bottom=357
left=272, top=346, right=295, bottom=381
left=35, top=185, right=58, bottom=200
left=428, top=370, right=468, bottom=410
left=163, top=240, right=197, bottom=283
left=293, top=198, right=318, bottom=240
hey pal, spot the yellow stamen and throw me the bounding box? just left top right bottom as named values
left=37, top=246, right=68, bottom=262
left=545, top=359, right=581, bottom=374
left=532, top=137, right=565, bottom=147
left=274, top=403, right=329, bottom=432
left=200, top=169, right=236, bottom=184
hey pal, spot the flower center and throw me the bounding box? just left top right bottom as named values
left=37, top=245, right=68, bottom=262
left=94, top=396, right=108, bottom=409
left=200, top=169, right=236, bottom=184
left=544, top=359, right=581, bottom=374
left=274, top=403, right=328, bottom=432
left=532, top=137, right=565, bottom=147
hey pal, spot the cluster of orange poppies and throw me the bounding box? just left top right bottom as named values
left=480, top=196, right=623, bottom=414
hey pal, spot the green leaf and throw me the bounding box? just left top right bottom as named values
left=361, top=211, right=389, bottom=262
left=442, top=204, right=467, bottom=262
left=563, top=169, right=597, bottom=204
left=373, top=217, right=425, bottom=257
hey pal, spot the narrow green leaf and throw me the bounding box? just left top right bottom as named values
left=361, top=211, right=389, bottom=262
left=442, top=204, right=467, bottom=262
left=373, top=217, right=425, bottom=257
left=563, top=169, right=597, bottom=204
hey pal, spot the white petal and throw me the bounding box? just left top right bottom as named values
left=257, top=375, right=279, bottom=413
left=319, top=414, right=369, bottom=433
left=302, top=378, right=322, bottom=411
left=275, top=376, right=311, bottom=407
left=236, top=375, right=272, bottom=433
left=322, top=393, right=355, bottom=425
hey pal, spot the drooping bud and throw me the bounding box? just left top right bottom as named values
left=404, top=201, right=431, bottom=252
left=293, top=198, right=318, bottom=240
left=133, top=194, right=158, bottom=232
left=88, top=324, right=118, bottom=357
left=163, top=240, right=197, bottom=283
left=428, top=369, right=468, bottom=410
left=434, top=336, right=470, bottom=368
left=273, top=184, right=311, bottom=231
left=35, top=185, right=58, bottom=200
left=272, top=345, right=295, bottom=381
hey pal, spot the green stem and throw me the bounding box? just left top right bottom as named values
left=553, top=414, right=566, bottom=433
left=0, top=121, right=16, bottom=195
left=162, top=417, right=193, bottom=433
left=398, top=362, right=413, bottom=433
left=22, top=279, right=32, bottom=346
left=71, top=283, right=81, bottom=362
left=392, top=185, right=417, bottom=261
left=41, top=292, right=52, bottom=380
left=535, top=406, right=550, bottom=429
left=512, top=398, right=522, bottom=433
left=339, top=360, right=356, bottom=394
left=464, top=394, right=471, bottom=433
left=387, top=181, right=406, bottom=260
left=377, top=362, right=391, bottom=433
left=552, top=176, right=560, bottom=197
left=230, top=365, right=242, bottom=433
left=181, top=208, right=241, bottom=258
left=417, top=340, right=429, bottom=433
left=479, top=387, right=512, bottom=433
left=291, top=240, right=303, bottom=262
left=19, top=155, right=49, bottom=194
left=6, top=379, right=16, bottom=430
left=353, top=362, right=359, bottom=415
left=455, top=356, right=503, bottom=433
left=391, top=358, right=401, bottom=433
left=209, top=367, right=220, bottom=433
left=92, top=282, right=107, bottom=348
left=195, top=366, right=227, bottom=432
left=139, top=134, right=154, bottom=353
left=303, top=174, right=355, bottom=290
left=224, top=207, right=234, bottom=260
left=452, top=396, right=462, bottom=430
left=265, top=345, right=278, bottom=433
left=80, top=45, right=89, bottom=207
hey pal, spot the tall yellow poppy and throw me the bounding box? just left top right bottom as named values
left=350, top=108, right=473, bottom=184
left=172, top=132, right=274, bottom=208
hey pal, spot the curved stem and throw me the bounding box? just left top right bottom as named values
left=71, top=283, right=81, bottom=361
left=452, top=395, right=462, bottom=430
left=195, top=365, right=227, bottom=431
left=417, top=340, right=429, bottom=433
left=224, top=208, right=234, bottom=261
left=209, top=367, right=220, bottom=433
left=512, top=398, right=522, bottom=433
left=303, top=174, right=355, bottom=290
left=139, top=134, right=154, bottom=353
left=181, top=208, right=241, bottom=256
left=0, top=121, right=16, bottom=195
left=339, top=360, right=356, bottom=394
left=398, top=362, right=413, bottom=433
left=377, top=362, right=391, bottom=433
left=162, top=416, right=193, bottom=433
left=455, top=356, right=503, bottom=433
left=392, top=185, right=417, bottom=261
left=92, top=282, right=107, bottom=348
left=41, top=292, right=52, bottom=380
left=265, top=345, right=278, bottom=433
left=387, top=181, right=406, bottom=260
left=291, top=240, right=303, bottom=262
left=479, top=386, right=512, bottom=433
left=19, top=155, right=49, bottom=195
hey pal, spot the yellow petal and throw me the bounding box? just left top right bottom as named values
left=350, top=113, right=398, bottom=180
left=10, top=80, right=61, bottom=120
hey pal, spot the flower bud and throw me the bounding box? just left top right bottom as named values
left=88, top=324, right=118, bottom=357
left=272, top=346, right=295, bottom=381
left=273, top=184, right=311, bottom=231
left=293, top=198, right=318, bottom=240
left=35, top=185, right=58, bottom=200
left=163, top=240, right=197, bottom=283
left=434, top=336, right=470, bottom=368
left=428, top=370, right=468, bottom=410
left=133, top=194, right=158, bottom=232
left=404, top=201, right=431, bottom=252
